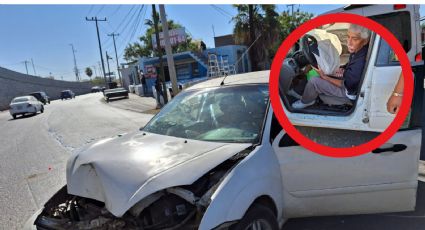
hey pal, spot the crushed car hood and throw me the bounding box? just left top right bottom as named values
left=66, top=131, right=250, bottom=217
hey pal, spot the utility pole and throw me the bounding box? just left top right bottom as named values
left=287, top=4, right=296, bottom=31
left=106, top=51, right=112, bottom=83
left=108, top=33, right=123, bottom=86
left=152, top=4, right=168, bottom=104
left=69, top=44, right=80, bottom=81
left=23, top=60, right=29, bottom=75
left=86, top=17, right=108, bottom=87
left=159, top=5, right=178, bottom=97
left=212, top=25, right=215, bottom=38
left=30, top=58, right=37, bottom=75
left=248, top=5, right=257, bottom=71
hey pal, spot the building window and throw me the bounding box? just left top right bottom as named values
left=192, top=62, right=200, bottom=76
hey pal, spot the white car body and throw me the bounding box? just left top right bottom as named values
left=9, top=96, right=43, bottom=118
left=26, top=4, right=424, bottom=230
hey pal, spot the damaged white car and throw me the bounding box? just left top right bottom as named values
left=26, top=4, right=424, bottom=230
left=28, top=73, right=283, bottom=230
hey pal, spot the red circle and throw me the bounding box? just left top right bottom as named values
left=269, top=13, right=413, bottom=158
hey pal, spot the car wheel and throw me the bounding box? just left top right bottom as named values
left=230, top=204, right=278, bottom=230
left=12, top=114, right=16, bottom=119
left=41, top=106, right=44, bottom=113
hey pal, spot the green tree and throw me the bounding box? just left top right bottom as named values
left=278, top=9, right=313, bottom=40
left=232, top=5, right=280, bottom=70
left=85, top=67, right=93, bottom=78
left=124, top=12, right=201, bottom=62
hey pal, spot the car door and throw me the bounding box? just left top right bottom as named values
left=269, top=109, right=421, bottom=218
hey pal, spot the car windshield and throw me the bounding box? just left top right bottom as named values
left=12, top=97, right=29, bottom=103
left=143, top=84, right=269, bottom=143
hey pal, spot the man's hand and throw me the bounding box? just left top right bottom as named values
left=387, top=95, right=402, bottom=114
left=312, top=66, right=327, bottom=80
left=334, top=68, right=345, bottom=78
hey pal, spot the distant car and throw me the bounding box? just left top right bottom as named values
left=91, top=86, right=101, bottom=93
left=103, top=88, right=129, bottom=102
left=9, top=96, right=44, bottom=119
left=61, top=90, right=75, bottom=100
left=29, top=91, right=50, bottom=104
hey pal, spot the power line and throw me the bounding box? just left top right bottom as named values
left=101, top=5, right=138, bottom=50
left=109, top=5, right=122, bottom=18
left=86, top=5, right=94, bottom=16
left=115, top=5, right=143, bottom=52
left=210, top=5, right=233, bottom=19
left=134, top=5, right=148, bottom=40
left=95, top=5, right=105, bottom=16
left=111, top=5, right=137, bottom=34
left=118, top=5, right=145, bottom=58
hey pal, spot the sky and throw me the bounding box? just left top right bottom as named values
left=0, top=4, right=423, bottom=81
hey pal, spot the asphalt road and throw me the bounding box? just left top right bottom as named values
left=1, top=92, right=424, bottom=229
left=0, top=93, right=154, bottom=229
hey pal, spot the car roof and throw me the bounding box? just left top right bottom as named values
left=187, top=70, right=270, bottom=90
left=13, top=96, right=33, bottom=100
left=31, top=91, right=47, bottom=94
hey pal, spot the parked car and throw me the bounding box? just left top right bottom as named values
left=60, top=90, right=75, bottom=100
left=25, top=4, right=425, bottom=230
left=29, top=91, right=50, bottom=104
left=9, top=96, right=44, bottom=119
left=103, top=87, right=129, bottom=102
left=91, top=86, right=101, bottom=93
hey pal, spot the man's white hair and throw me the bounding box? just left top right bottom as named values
left=349, top=24, right=371, bottom=40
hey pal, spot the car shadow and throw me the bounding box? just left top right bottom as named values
left=8, top=113, right=37, bottom=121
left=282, top=181, right=425, bottom=230
left=105, top=97, right=129, bottom=103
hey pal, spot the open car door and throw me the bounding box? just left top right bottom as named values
left=270, top=112, right=421, bottom=218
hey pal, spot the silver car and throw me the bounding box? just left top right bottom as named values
left=9, top=96, right=44, bottom=119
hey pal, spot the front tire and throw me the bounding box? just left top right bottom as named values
left=230, top=204, right=279, bottom=230
left=12, top=114, right=16, bottom=119
left=40, top=106, right=44, bottom=113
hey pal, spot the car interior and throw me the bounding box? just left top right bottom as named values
left=279, top=23, right=374, bottom=116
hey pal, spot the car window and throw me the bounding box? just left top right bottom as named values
left=143, top=84, right=269, bottom=143
left=376, top=39, right=401, bottom=66
left=12, top=98, right=29, bottom=103
left=370, top=11, right=411, bottom=55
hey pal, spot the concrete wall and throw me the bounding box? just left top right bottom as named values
left=0, top=67, right=92, bottom=110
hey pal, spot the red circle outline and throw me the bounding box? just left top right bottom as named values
left=269, top=13, right=413, bottom=158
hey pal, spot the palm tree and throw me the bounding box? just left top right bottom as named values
left=85, top=67, right=93, bottom=78
left=232, top=4, right=280, bottom=71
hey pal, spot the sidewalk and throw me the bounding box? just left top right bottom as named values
left=104, top=93, right=160, bottom=115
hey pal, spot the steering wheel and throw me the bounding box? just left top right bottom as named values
left=300, top=34, right=319, bottom=69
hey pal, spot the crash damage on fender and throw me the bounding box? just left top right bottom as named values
left=33, top=131, right=254, bottom=229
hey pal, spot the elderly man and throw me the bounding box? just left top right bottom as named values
left=292, top=24, right=371, bottom=109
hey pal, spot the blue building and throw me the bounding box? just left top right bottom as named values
left=137, top=36, right=251, bottom=95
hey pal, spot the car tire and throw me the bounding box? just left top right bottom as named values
left=41, top=106, right=44, bottom=113
left=230, top=204, right=279, bottom=230
left=12, top=114, right=16, bottom=119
